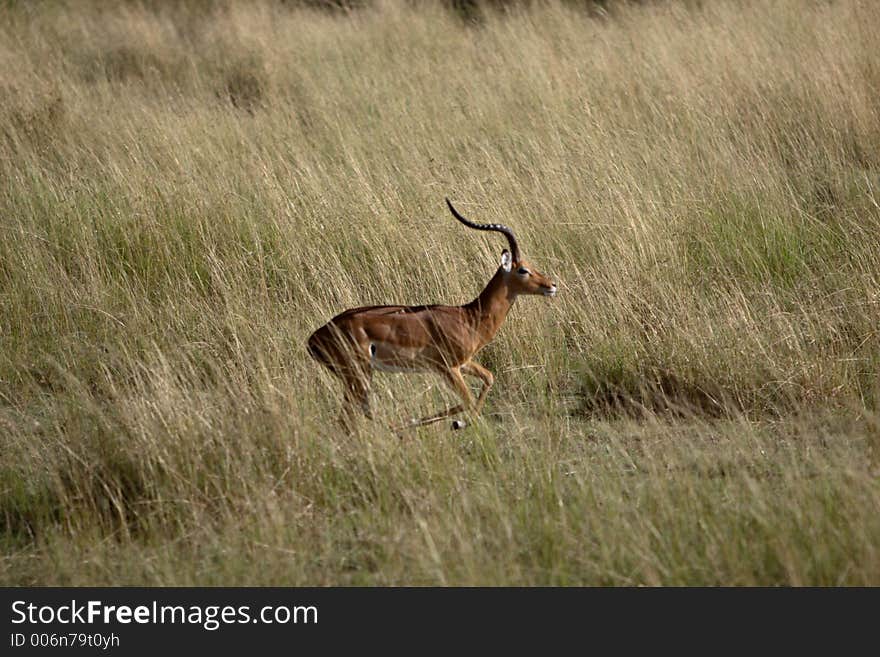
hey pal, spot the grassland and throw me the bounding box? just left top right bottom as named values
left=1, top=0, right=879, bottom=585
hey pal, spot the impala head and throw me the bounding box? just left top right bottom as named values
left=446, top=198, right=557, bottom=298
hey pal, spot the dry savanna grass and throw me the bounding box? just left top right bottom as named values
left=1, top=0, right=879, bottom=585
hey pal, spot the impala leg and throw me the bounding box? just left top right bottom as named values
left=337, top=366, right=373, bottom=432
left=344, top=378, right=373, bottom=419
left=397, top=366, right=474, bottom=430
left=461, top=361, right=494, bottom=414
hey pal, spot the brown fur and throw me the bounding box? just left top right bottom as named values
left=308, top=205, right=556, bottom=431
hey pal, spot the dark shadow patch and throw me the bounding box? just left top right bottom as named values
left=80, top=46, right=177, bottom=84
left=0, top=86, right=67, bottom=155
left=280, top=0, right=370, bottom=10
left=574, top=366, right=739, bottom=420
left=220, top=56, right=268, bottom=114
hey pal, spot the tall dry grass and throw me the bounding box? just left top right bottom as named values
left=1, top=0, right=879, bottom=585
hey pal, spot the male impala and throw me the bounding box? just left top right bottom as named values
left=307, top=198, right=557, bottom=431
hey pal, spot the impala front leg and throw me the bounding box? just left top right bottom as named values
left=396, top=366, right=475, bottom=432
left=445, top=361, right=495, bottom=431
left=461, top=361, right=494, bottom=414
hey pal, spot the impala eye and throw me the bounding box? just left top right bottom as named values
left=517, top=267, right=530, bottom=276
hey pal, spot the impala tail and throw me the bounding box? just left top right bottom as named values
left=306, top=331, right=325, bottom=363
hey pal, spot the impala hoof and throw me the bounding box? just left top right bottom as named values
left=451, top=420, right=467, bottom=430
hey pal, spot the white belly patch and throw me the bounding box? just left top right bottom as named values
left=369, top=342, right=425, bottom=374
left=371, top=361, right=423, bottom=373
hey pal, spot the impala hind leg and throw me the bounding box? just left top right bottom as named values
left=335, top=365, right=373, bottom=432
left=310, top=334, right=373, bottom=432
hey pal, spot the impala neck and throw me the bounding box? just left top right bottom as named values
left=466, top=267, right=517, bottom=347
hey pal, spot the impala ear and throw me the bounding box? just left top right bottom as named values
left=500, top=249, right=512, bottom=272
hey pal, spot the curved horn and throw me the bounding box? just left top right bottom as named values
left=445, top=198, right=521, bottom=263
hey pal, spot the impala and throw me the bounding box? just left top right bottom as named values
left=307, top=198, right=557, bottom=431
